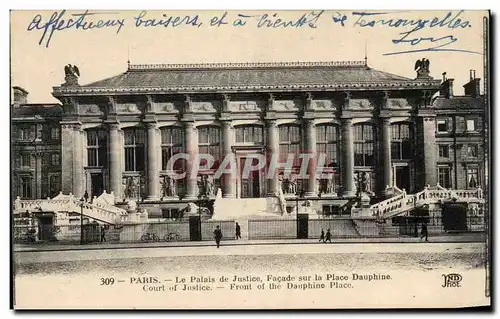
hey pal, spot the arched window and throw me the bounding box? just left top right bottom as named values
left=353, top=124, right=374, bottom=166
left=391, top=123, right=412, bottom=160
left=87, top=129, right=107, bottom=167
left=161, top=127, right=184, bottom=171
left=279, top=124, right=301, bottom=164
left=235, top=125, right=263, bottom=144
left=316, top=124, right=339, bottom=167
left=124, top=128, right=146, bottom=172
left=198, top=126, right=221, bottom=169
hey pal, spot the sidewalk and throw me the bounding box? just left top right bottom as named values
left=14, top=233, right=485, bottom=252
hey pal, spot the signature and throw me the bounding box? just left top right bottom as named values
left=27, top=10, right=125, bottom=48
left=349, top=11, right=481, bottom=56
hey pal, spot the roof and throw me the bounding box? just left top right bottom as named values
left=11, top=104, right=63, bottom=119
left=53, top=61, right=442, bottom=96
left=432, top=95, right=484, bottom=109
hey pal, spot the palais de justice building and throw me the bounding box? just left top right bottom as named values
left=11, top=60, right=485, bottom=217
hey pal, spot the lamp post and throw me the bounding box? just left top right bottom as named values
left=79, top=197, right=84, bottom=245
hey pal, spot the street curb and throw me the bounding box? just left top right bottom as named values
left=14, top=238, right=485, bottom=253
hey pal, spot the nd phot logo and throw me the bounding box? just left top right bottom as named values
left=442, top=273, right=462, bottom=288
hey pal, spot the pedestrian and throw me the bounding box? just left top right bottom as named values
left=325, top=229, right=332, bottom=243
left=100, top=225, right=106, bottom=242
left=214, top=225, right=223, bottom=248
left=235, top=222, right=241, bottom=240
left=319, top=229, right=325, bottom=242
left=420, top=223, right=428, bottom=242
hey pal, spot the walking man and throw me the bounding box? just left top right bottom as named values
left=235, top=222, right=241, bottom=240
left=420, top=223, right=428, bottom=242
left=100, top=225, right=106, bottom=242
left=214, top=225, right=223, bottom=248
left=319, top=229, right=325, bottom=243
left=324, top=229, right=332, bottom=243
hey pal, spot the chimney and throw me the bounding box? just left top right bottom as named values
left=12, top=86, right=28, bottom=107
left=463, top=69, right=481, bottom=97
left=439, top=75, right=454, bottom=98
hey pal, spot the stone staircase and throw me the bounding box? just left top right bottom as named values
left=369, top=185, right=485, bottom=219
left=13, top=191, right=146, bottom=225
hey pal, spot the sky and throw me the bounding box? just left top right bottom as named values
left=10, top=10, right=487, bottom=104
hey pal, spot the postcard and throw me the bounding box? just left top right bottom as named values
left=10, top=9, right=490, bottom=309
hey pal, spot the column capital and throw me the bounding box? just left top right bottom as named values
left=221, top=120, right=233, bottom=129
left=183, top=121, right=196, bottom=130
left=340, top=118, right=353, bottom=125
left=145, top=121, right=158, bottom=129
left=381, top=117, right=391, bottom=125
left=266, top=119, right=278, bottom=128
left=304, top=119, right=316, bottom=128
left=108, top=122, right=121, bottom=131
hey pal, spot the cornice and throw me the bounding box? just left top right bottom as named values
left=53, top=80, right=442, bottom=97
left=127, top=60, right=368, bottom=71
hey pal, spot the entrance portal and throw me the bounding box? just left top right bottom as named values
left=395, top=166, right=410, bottom=192
left=91, top=173, right=104, bottom=198
left=239, top=158, right=260, bottom=198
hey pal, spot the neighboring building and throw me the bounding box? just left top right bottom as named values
left=11, top=60, right=486, bottom=218
left=432, top=70, right=486, bottom=191
left=11, top=86, right=63, bottom=202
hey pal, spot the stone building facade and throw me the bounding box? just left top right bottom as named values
left=11, top=61, right=486, bottom=218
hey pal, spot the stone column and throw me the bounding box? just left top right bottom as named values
left=108, top=123, right=122, bottom=201
left=72, top=124, right=84, bottom=198
left=341, top=118, right=355, bottom=197
left=422, top=116, right=438, bottom=186
left=222, top=121, right=236, bottom=198
left=146, top=122, right=160, bottom=200
left=304, top=120, right=317, bottom=197
left=34, top=152, right=42, bottom=198
left=184, top=122, right=198, bottom=200
left=266, top=120, right=279, bottom=196
left=381, top=118, right=392, bottom=196
left=60, top=123, right=74, bottom=194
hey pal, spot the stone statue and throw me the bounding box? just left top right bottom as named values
left=124, top=177, right=137, bottom=199
left=415, top=58, right=430, bottom=78
left=205, top=175, right=214, bottom=196
left=64, top=64, right=80, bottom=77
left=168, top=176, right=176, bottom=196
left=414, top=58, right=430, bottom=73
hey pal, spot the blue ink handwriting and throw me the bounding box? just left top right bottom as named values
left=27, top=10, right=125, bottom=48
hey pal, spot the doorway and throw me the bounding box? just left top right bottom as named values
left=297, top=214, right=309, bottom=239
left=91, top=173, right=104, bottom=198
left=240, top=157, right=260, bottom=198
left=189, top=216, right=201, bottom=241
left=36, top=214, right=54, bottom=241
left=395, top=166, right=410, bottom=192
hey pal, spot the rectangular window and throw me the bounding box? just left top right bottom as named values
left=162, top=208, right=181, bottom=219
left=466, top=119, right=476, bottom=132
left=438, top=145, right=450, bottom=158
left=438, top=167, right=452, bottom=188
left=20, top=154, right=31, bottom=167
left=466, top=145, right=479, bottom=157
left=316, top=125, right=339, bottom=167
left=466, top=167, right=479, bottom=188
left=437, top=120, right=448, bottom=133
left=51, top=153, right=60, bottom=166
left=353, top=124, right=374, bottom=166
left=19, top=126, right=34, bottom=141
left=279, top=125, right=301, bottom=165
left=48, top=174, right=60, bottom=197
left=20, top=176, right=32, bottom=199
left=51, top=127, right=60, bottom=140
left=124, top=129, right=146, bottom=172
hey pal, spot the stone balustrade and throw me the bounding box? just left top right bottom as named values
left=370, top=185, right=484, bottom=219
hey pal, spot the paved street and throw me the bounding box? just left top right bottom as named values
left=13, top=241, right=488, bottom=309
